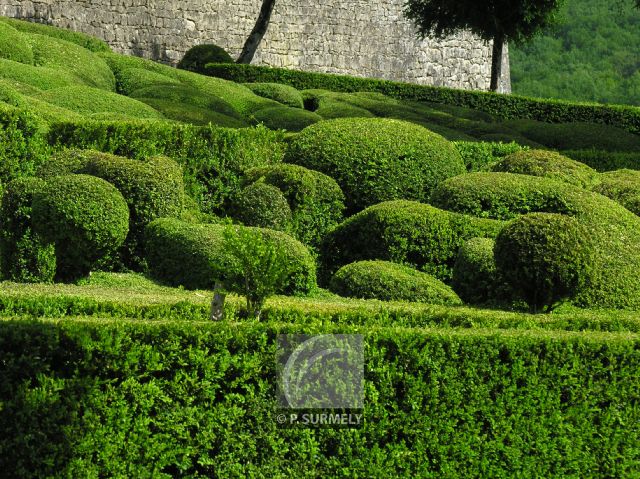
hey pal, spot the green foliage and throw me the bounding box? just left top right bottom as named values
left=221, top=225, right=296, bottom=317
left=321, top=200, right=504, bottom=282
left=243, top=163, right=345, bottom=248
left=330, top=260, right=462, bottom=305
left=111, top=67, right=181, bottom=96
left=34, top=86, right=163, bottom=119
left=0, top=58, right=79, bottom=91
left=431, top=172, right=640, bottom=308
left=48, top=121, right=286, bottom=214
left=145, top=218, right=316, bottom=295
left=0, top=177, right=56, bottom=282
left=1, top=318, right=639, bottom=477
left=563, top=149, right=640, bottom=172
left=231, top=181, right=292, bottom=231
left=505, top=119, right=640, bottom=151
left=491, top=149, right=599, bottom=187
left=0, top=21, right=33, bottom=64
left=177, top=44, right=234, bottom=74
left=495, top=213, right=594, bottom=313
left=287, top=118, right=466, bottom=213
left=204, top=63, right=640, bottom=134
left=452, top=237, right=512, bottom=306
left=244, top=82, right=304, bottom=108
left=32, top=175, right=129, bottom=281
left=0, top=17, right=110, bottom=53
left=592, top=169, right=640, bottom=215
left=510, top=0, right=640, bottom=106
left=454, top=140, right=528, bottom=172
left=252, top=105, right=322, bottom=132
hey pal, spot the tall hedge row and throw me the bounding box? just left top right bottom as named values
left=0, top=318, right=638, bottom=478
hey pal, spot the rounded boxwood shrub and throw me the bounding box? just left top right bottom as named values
left=321, top=200, right=504, bottom=284
left=592, top=169, right=640, bottom=216
left=287, top=118, right=466, bottom=213
left=329, top=260, right=462, bottom=305
left=145, top=218, right=316, bottom=295
left=231, top=182, right=292, bottom=231
left=32, top=175, right=129, bottom=281
left=0, top=22, right=33, bottom=65
left=431, top=172, right=640, bottom=309
left=452, top=238, right=511, bottom=305
left=177, top=44, right=234, bottom=73
left=244, top=164, right=345, bottom=248
left=253, top=106, right=322, bottom=132
left=244, top=83, right=304, bottom=109
left=494, top=213, right=594, bottom=313
left=0, top=177, right=56, bottom=283
left=36, top=148, right=95, bottom=178
left=491, top=149, right=598, bottom=188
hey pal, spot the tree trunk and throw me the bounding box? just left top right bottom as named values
left=236, top=0, right=277, bottom=64
left=490, top=35, right=505, bottom=93
left=210, top=282, right=226, bottom=321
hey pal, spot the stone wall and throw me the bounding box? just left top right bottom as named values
left=0, top=0, right=511, bottom=92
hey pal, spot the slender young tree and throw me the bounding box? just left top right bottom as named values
left=404, top=0, right=565, bottom=92
left=237, top=0, right=277, bottom=64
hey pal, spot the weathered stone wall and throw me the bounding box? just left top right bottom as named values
left=0, top=0, right=511, bottom=92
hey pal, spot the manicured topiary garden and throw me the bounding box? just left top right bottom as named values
left=1, top=17, right=639, bottom=477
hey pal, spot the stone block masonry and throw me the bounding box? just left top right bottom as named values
left=0, top=0, right=511, bottom=92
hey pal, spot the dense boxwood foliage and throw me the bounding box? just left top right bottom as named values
left=321, top=200, right=503, bottom=282
left=204, top=63, right=640, bottom=134
left=330, top=260, right=462, bottom=305
left=244, top=82, right=304, bottom=109
left=252, top=105, right=322, bottom=132
left=0, top=177, right=56, bottom=282
left=592, top=169, right=640, bottom=215
left=32, top=175, right=129, bottom=281
left=431, top=172, right=640, bottom=308
left=145, top=218, right=316, bottom=295
left=562, top=149, right=640, bottom=172
left=49, top=120, right=286, bottom=213
left=287, top=118, right=466, bottom=213
left=453, top=140, right=527, bottom=172
left=231, top=181, right=292, bottom=231
left=243, top=163, right=345, bottom=248
left=177, top=44, right=234, bottom=74
left=0, top=21, right=34, bottom=64
left=495, top=213, right=594, bottom=313
left=1, top=319, right=638, bottom=477
left=491, top=149, right=599, bottom=187
left=452, top=237, right=511, bottom=306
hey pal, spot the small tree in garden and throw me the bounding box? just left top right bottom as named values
left=211, top=225, right=294, bottom=320
left=404, top=0, right=565, bottom=92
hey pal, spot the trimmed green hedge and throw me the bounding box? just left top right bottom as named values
left=592, top=169, right=640, bottom=216
left=562, top=149, right=640, bottom=172
left=252, top=105, right=322, bottom=132
left=431, top=172, right=640, bottom=309
left=0, top=21, right=33, bottom=64
left=0, top=318, right=638, bottom=477
left=231, top=181, right=292, bottom=231
left=453, top=141, right=527, bottom=172
left=321, top=200, right=503, bottom=282
left=330, top=260, right=462, bottom=305
left=245, top=82, right=304, bottom=109
left=287, top=118, right=465, bottom=213
left=177, top=44, right=233, bottom=74
left=204, top=63, right=640, bottom=134
left=145, top=218, right=316, bottom=295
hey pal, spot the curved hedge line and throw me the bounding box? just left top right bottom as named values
left=329, top=260, right=462, bottom=305
left=321, top=200, right=503, bottom=282
left=244, top=82, right=304, bottom=109
left=145, top=218, right=316, bottom=295
left=0, top=21, right=33, bottom=65
left=592, top=169, right=640, bottom=216
left=287, top=118, right=466, bottom=213
left=177, top=44, right=233, bottom=74
left=431, top=172, right=640, bottom=309
left=231, top=181, right=292, bottom=231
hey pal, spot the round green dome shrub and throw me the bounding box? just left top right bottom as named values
left=431, top=172, right=640, bottom=309
left=0, top=22, right=33, bottom=64
left=287, top=118, right=466, bottom=213
left=452, top=238, right=511, bottom=305
left=329, top=260, right=462, bottom=305
left=244, top=164, right=345, bottom=248
left=0, top=177, right=56, bottom=283
left=491, top=149, right=598, bottom=188
left=145, top=218, right=316, bottom=295
left=253, top=106, right=322, bottom=132
left=494, top=213, right=594, bottom=313
left=36, top=148, right=97, bottom=178
left=244, top=83, right=304, bottom=109
left=231, top=182, right=292, bottom=231
left=320, top=200, right=504, bottom=284
left=177, top=44, right=234, bottom=73
left=592, top=169, right=640, bottom=216
left=32, top=175, right=129, bottom=281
